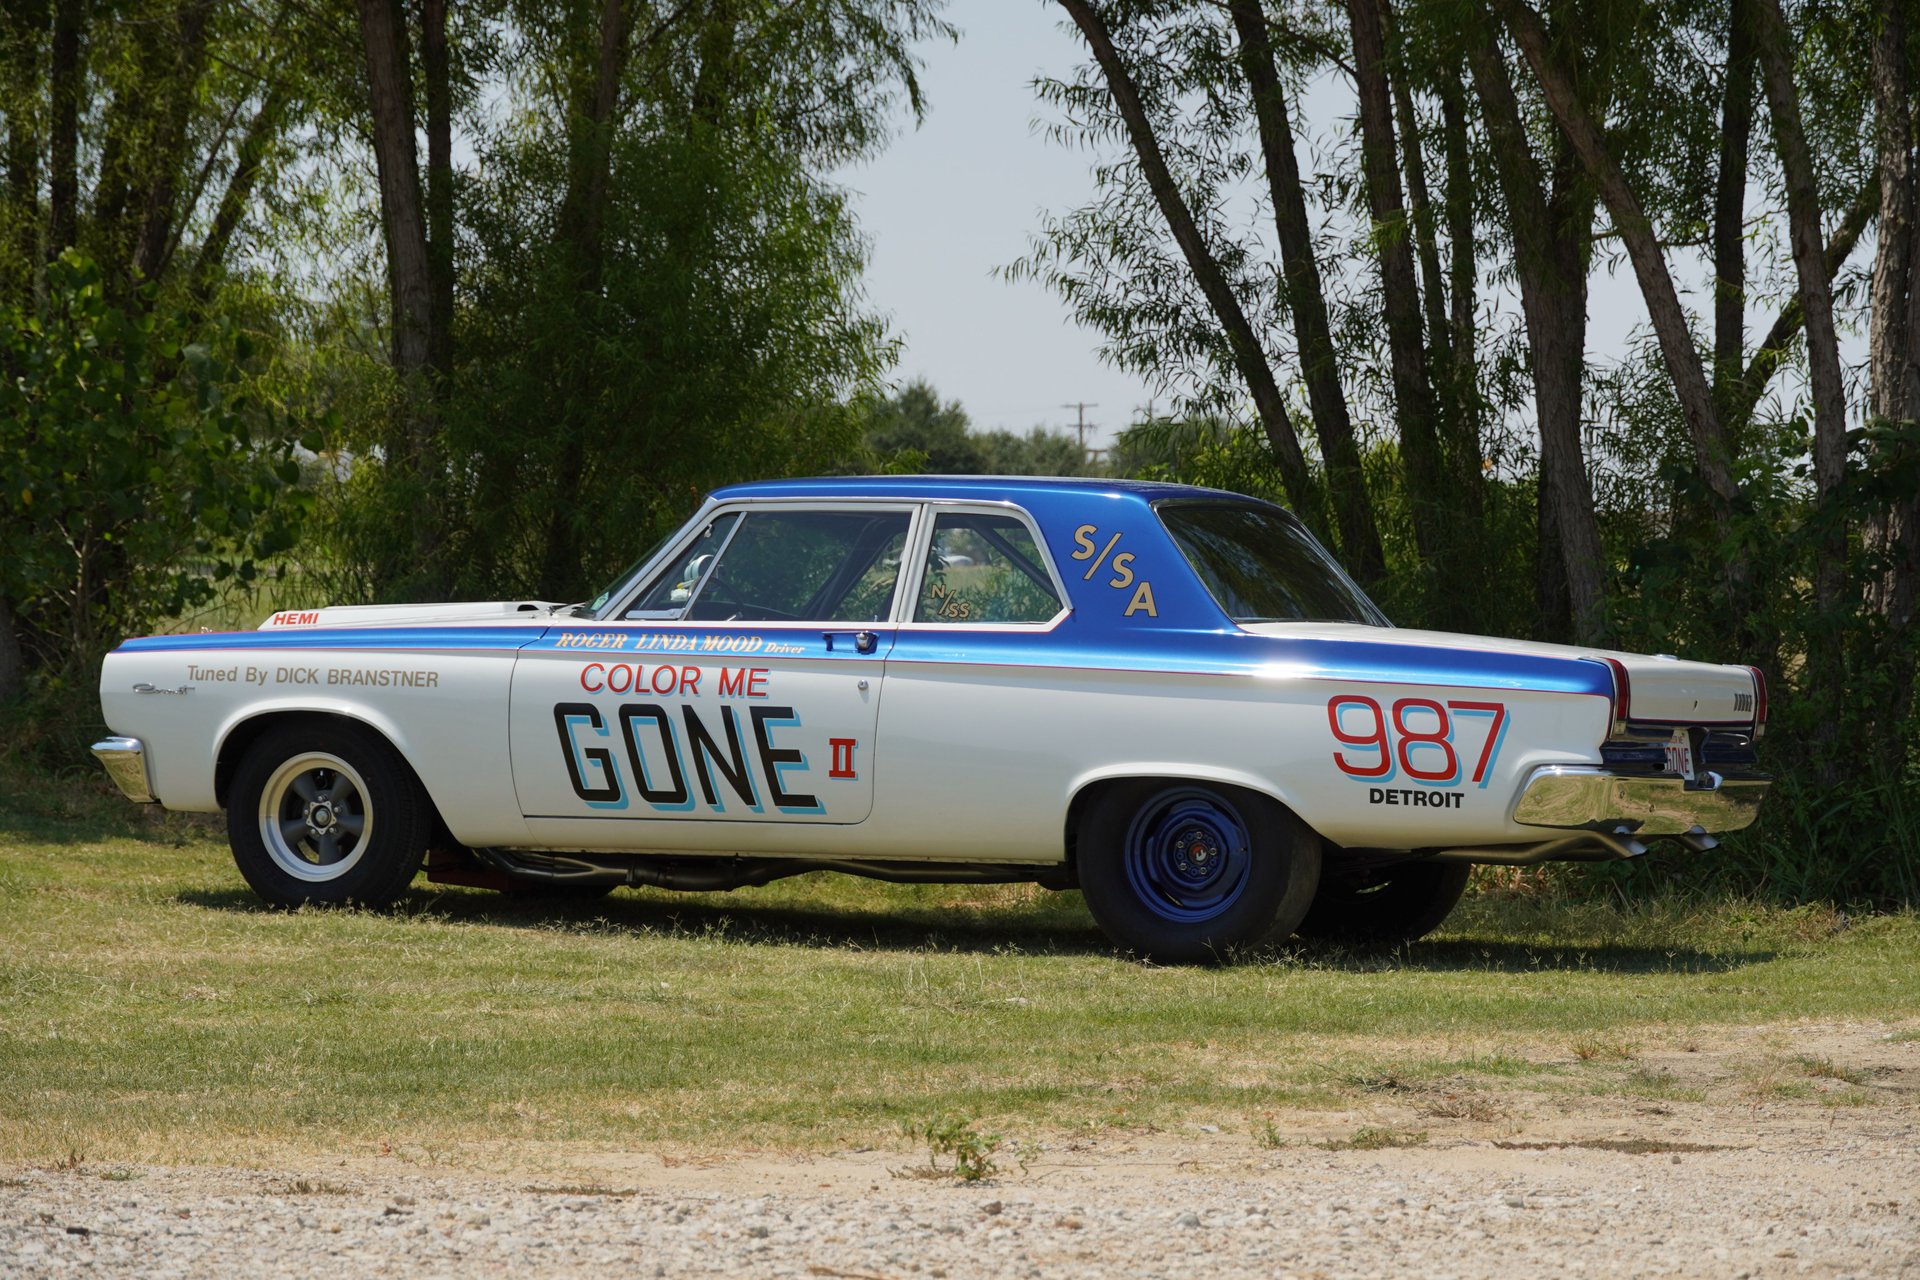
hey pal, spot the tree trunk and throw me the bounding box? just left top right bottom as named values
left=188, top=85, right=287, bottom=309
left=540, top=0, right=638, bottom=599
left=1467, top=31, right=1607, bottom=643
left=1866, top=0, right=1916, bottom=634
left=1712, top=0, right=1756, bottom=441
left=1387, top=29, right=1485, bottom=526
left=1753, top=0, right=1847, bottom=591
left=2, top=0, right=46, bottom=310
left=1734, top=179, right=1876, bottom=424
left=131, top=0, right=215, bottom=283
left=1226, top=0, right=1384, bottom=583
left=1348, top=0, right=1452, bottom=574
left=1055, top=0, right=1321, bottom=525
left=46, top=0, right=81, bottom=260
left=360, top=0, right=434, bottom=382
left=0, top=594, right=22, bottom=705
left=358, top=0, right=441, bottom=593
left=1439, top=66, right=1481, bottom=471
left=423, top=0, right=454, bottom=381
left=1495, top=0, right=1738, bottom=516
left=1535, top=464, right=1572, bottom=640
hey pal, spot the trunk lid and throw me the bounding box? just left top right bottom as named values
left=1238, top=622, right=1762, bottom=732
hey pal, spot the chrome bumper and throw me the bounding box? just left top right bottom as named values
left=1511, top=764, right=1769, bottom=836
left=91, top=736, right=156, bottom=804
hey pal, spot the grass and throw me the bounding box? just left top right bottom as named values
left=1319, top=1126, right=1428, bottom=1151
left=3, top=770, right=1918, bottom=1168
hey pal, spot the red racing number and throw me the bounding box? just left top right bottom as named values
left=1328, top=696, right=1509, bottom=786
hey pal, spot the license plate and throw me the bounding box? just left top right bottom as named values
left=1664, top=731, right=1696, bottom=781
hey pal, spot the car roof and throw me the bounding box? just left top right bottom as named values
left=706, top=475, right=1272, bottom=506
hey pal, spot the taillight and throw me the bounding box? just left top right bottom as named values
left=1746, top=665, right=1768, bottom=740
left=1602, top=656, right=1631, bottom=737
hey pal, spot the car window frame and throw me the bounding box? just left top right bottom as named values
left=604, top=499, right=928, bottom=627
left=897, top=501, right=1072, bottom=632
left=1151, top=496, right=1393, bottom=629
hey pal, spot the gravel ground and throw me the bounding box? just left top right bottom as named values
left=5, top=1022, right=1916, bottom=1279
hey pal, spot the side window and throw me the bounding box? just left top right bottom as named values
left=916, top=512, right=1063, bottom=624
left=684, top=510, right=911, bottom=623
left=626, top=512, right=740, bottom=619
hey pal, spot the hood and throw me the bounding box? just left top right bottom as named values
left=258, top=600, right=563, bottom=630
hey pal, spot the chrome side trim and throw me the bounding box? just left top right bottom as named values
left=91, top=736, right=156, bottom=804
left=1510, top=764, right=1769, bottom=836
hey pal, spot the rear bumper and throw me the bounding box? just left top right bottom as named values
left=91, top=736, right=156, bottom=804
left=1511, top=764, right=1769, bottom=836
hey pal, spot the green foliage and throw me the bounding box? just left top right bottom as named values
left=860, top=379, right=1095, bottom=475
left=0, top=252, right=306, bottom=692
left=900, top=1113, right=1005, bottom=1181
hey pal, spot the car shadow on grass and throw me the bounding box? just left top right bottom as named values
left=171, top=882, right=1775, bottom=973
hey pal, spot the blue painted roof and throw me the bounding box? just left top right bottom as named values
left=707, top=475, right=1274, bottom=506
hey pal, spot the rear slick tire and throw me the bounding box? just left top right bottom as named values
left=227, top=722, right=432, bottom=908
left=1295, top=860, right=1471, bottom=945
left=1078, top=781, right=1320, bottom=964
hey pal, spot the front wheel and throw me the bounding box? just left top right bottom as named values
left=1295, top=860, right=1471, bottom=945
left=227, top=723, right=432, bottom=907
left=1077, top=781, right=1320, bottom=964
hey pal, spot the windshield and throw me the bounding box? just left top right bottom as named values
left=1158, top=502, right=1386, bottom=626
left=570, top=525, right=688, bottom=619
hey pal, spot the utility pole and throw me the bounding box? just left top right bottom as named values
left=1061, top=401, right=1099, bottom=451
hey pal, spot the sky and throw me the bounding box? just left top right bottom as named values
left=830, top=1, right=1822, bottom=458
left=831, top=1, right=1163, bottom=454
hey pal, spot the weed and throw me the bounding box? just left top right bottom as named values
left=278, top=1179, right=350, bottom=1196
left=1621, top=1068, right=1708, bottom=1103
left=1746, top=1079, right=1816, bottom=1101
left=1570, top=1034, right=1637, bottom=1062
left=1819, top=1089, right=1876, bottom=1108
left=1251, top=1116, right=1286, bottom=1149
left=97, top=1168, right=142, bottom=1182
left=900, top=1114, right=1003, bottom=1182
left=1422, top=1092, right=1503, bottom=1122
left=1793, top=1056, right=1868, bottom=1084
left=524, top=1184, right=636, bottom=1198
left=1320, top=1127, right=1428, bottom=1151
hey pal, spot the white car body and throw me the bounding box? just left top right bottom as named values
left=94, top=478, right=1769, bottom=956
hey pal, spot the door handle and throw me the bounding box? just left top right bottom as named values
left=822, top=630, right=879, bottom=654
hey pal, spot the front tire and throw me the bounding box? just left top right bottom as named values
left=227, top=723, right=432, bottom=907
left=1078, top=781, right=1320, bottom=964
left=1295, top=860, right=1470, bottom=945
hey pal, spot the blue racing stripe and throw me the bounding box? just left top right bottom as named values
left=118, top=627, right=550, bottom=653
left=113, top=624, right=1611, bottom=698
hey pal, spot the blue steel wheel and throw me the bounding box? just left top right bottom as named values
left=1079, top=781, right=1320, bottom=965
left=1121, top=788, right=1255, bottom=923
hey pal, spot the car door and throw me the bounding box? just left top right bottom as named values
left=509, top=503, right=916, bottom=845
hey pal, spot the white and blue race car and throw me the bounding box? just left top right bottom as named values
left=94, top=477, right=1769, bottom=961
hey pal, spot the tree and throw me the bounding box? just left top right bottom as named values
left=1227, top=0, right=1384, bottom=582
left=1465, top=18, right=1607, bottom=642
left=0, top=0, right=330, bottom=703
left=1049, top=0, right=1324, bottom=529
left=398, top=0, right=950, bottom=603
left=863, top=380, right=984, bottom=472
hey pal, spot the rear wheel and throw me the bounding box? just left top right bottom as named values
left=1078, top=781, right=1319, bottom=964
left=228, top=723, right=431, bottom=907
left=1295, top=860, right=1470, bottom=945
